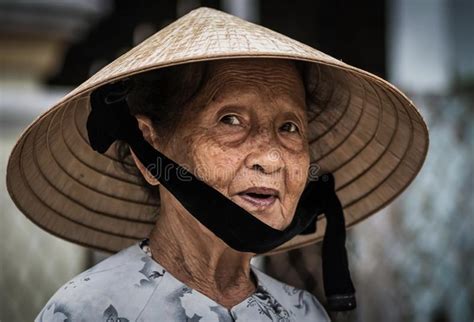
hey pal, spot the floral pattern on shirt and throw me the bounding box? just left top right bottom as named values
left=103, top=305, right=130, bottom=322
left=35, top=238, right=330, bottom=322
left=137, top=256, right=166, bottom=287
left=282, top=283, right=314, bottom=315
left=247, top=284, right=291, bottom=321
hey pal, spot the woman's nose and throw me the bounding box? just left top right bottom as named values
left=244, top=129, right=284, bottom=175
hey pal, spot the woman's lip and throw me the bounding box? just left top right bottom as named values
left=239, top=187, right=279, bottom=197
left=237, top=193, right=277, bottom=208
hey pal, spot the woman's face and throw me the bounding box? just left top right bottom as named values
left=155, top=58, right=310, bottom=230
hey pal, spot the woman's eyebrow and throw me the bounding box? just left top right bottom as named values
left=280, top=110, right=307, bottom=128
left=217, top=103, right=249, bottom=112
left=203, top=103, right=248, bottom=122
left=277, top=98, right=307, bottom=117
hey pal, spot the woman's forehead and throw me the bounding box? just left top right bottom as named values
left=199, top=58, right=306, bottom=106
left=208, top=58, right=302, bottom=84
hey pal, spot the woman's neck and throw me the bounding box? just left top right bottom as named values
left=148, top=199, right=257, bottom=309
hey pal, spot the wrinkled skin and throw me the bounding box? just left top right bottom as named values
left=131, top=58, right=310, bottom=309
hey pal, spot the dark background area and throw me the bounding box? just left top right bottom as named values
left=47, top=0, right=386, bottom=86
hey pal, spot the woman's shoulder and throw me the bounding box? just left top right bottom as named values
left=250, top=264, right=331, bottom=322
left=35, top=242, right=166, bottom=322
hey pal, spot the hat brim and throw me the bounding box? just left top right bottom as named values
left=6, top=7, right=429, bottom=255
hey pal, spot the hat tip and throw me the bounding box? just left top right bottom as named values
left=189, top=6, right=221, bottom=14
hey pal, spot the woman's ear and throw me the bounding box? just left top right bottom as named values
left=130, top=114, right=161, bottom=186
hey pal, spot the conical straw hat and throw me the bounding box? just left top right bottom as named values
left=6, top=7, right=429, bottom=255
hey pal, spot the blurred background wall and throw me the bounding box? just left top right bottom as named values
left=1, top=0, right=472, bottom=321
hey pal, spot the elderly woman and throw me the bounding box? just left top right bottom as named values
left=6, top=7, right=429, bottom=322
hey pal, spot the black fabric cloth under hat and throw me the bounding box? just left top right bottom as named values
left=86, top=80, right=356, bottom=311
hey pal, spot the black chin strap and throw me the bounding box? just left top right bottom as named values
left=320, top=175, right=357, bottom=311
left=86, top=80, right=356, bottom=311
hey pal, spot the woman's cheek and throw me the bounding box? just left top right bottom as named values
left=190, top=138, right=240, bottom=190
left=286, top=154, right=310, bottom=197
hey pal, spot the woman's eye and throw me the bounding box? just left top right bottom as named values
left=280, top=122, right=299, bottom=133
left=220, top=114, right=241, bottom=126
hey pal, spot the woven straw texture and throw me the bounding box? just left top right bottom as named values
left=6, top=7, right=429, bottom=255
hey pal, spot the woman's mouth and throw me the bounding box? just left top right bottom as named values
left=236, top=187, right=279, bottom=209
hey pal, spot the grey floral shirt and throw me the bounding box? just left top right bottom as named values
left=36, top=239, right=330, bottom=321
